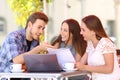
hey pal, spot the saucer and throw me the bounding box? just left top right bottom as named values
left=11, top=69, right=24, bottom=73
left=63, top=68, right=77, bottom=72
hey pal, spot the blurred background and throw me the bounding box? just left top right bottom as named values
left=0, top=0, right=120, bottom=49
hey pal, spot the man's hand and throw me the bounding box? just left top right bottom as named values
left=29, top=42, right=54, bottom=54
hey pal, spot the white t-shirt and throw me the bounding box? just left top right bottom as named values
left=86, top=38, right=120, bottom=80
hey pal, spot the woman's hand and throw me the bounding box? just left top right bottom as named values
left=75, top=62, right=85, bottom=70
left=40, top=42, right=54, bottom=51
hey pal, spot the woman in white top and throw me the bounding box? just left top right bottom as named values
left=75, top=15, right=120, bottom=80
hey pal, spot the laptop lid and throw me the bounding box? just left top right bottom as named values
left=23, top=54, right=63, bottom=73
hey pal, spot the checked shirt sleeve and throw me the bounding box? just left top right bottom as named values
left=0, top=32, right=26, bottom=72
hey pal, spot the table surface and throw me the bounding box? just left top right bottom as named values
left=0, top=70, right=90, bottom=80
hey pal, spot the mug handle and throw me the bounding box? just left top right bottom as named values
left=9, top=65, right=13, bottom=70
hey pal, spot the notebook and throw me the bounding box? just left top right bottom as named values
left=23, top=54, right=63, bottom=73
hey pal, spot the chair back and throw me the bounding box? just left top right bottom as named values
left=116, top=49, right=120, bottom=67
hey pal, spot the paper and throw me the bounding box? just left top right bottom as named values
left=47, top=48, right=75, bottom=69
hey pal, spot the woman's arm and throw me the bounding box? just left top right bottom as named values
left=76, top=53, right=114, bottom=74
left=80, top=52, right=88, bottom=64
left=75, top=53, right=81, bottom=62
left=52, top=42, right=59, bottom=49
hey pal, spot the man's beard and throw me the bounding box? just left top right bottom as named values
left=29, top=29, right=39, bottom=41
left=29, top=29, right=34, bottom=40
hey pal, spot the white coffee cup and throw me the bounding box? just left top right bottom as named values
left=64, top=62, right=75, bottom=70
left=10, top=64, right=22, bottom=71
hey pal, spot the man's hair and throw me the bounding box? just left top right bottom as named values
left=25, top=12, right=48, bottom=29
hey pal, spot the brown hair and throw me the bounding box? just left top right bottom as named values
left=52, top=19, right=87, bottom=56
left=82, top=15, right=108, bottom=40
left=25, top=12, right=48, bottom=29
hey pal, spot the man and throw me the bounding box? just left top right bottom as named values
left=0, top=12, right=52, bottom=72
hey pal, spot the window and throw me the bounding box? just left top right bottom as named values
left=107, top=20, right=115, bottom=37
left=107, top=20, right=116, bottom=44
left=0, top=17, right=6, bottom=34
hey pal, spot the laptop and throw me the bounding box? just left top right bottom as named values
left=23, top=54, right=63, bottom=73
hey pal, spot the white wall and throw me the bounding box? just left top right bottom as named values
left=0, top=0, right=19, bottom=46
left=47, top=0, right=81, bottom=42
left=46, top=0, right=117, bottom=47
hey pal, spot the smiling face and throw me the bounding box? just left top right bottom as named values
left=60, top=22, right=72, bottom=43
left=27, top=19, right=46, bottom=41
left=80, top=21, right=95, bottom=41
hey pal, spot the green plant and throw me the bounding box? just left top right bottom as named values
left=7, top=0, right=43, bottom=27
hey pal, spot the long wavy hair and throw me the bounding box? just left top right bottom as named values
left=82, top=15, right=109, bottom=40
left=52, top=19, right=87, bottom=56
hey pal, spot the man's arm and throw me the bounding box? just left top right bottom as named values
left=13, top=43, right=54, bottom=64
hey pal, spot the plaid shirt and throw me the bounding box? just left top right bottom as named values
left=0, top=29, right=39, bottom=72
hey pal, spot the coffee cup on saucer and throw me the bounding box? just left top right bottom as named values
left=63, top=62, right=76, bottom=71
left=10, top=64, right=24, bottom=73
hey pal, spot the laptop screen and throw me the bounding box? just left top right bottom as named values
left=23, top=54, right=63, bottom=73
